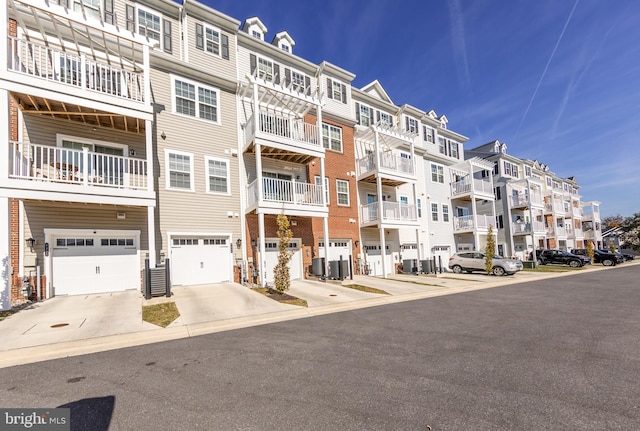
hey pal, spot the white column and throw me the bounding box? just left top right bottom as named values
left=145, top=119, right=154, bottom=188
left=374, top=130, right=387, bottom=278
left=320, top=157, right=329, bottom=277
left=143, top=45, right=151, bottom=107
left=0, top=197, right=9, bottom=310
left=147, top=206, right=156, bottom=267
left=258, top=212, right=267, bottom=287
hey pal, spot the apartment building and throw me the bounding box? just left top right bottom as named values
left=581, top=201, right=603, bottom=249
left=467, top=140, right=598, bottom=258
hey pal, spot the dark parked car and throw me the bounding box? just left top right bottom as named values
left=571, top=248, right=622, bottom=266
left=530, top=249, right=590, bottom=267
left=598, top=250, right=625, bottom=264
left=622, top=253, right=636, bottom=261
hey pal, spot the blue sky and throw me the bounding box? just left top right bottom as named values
left=207, top=0, right=640, bottom=217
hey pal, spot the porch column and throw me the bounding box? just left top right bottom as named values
left=258, top=212, right=267, bottom=287
left=0, top=197, right=9, bottom=311
left=374, top=130, right=387, bottom=278
left=145, top=119, right=154, bottom=188
left=147, top=206, right=156, bottom=267
left=471, top=195, right=479, bottom=251
left=320, top=157, right=329, bottom=278
left=143, top=45, right=151, bottom=108
left=412, top=182, right=422, bottom=264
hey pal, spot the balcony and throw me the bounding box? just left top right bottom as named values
left=8, top=37, right=146, bottom=107
left=453, top=214, right=493, bottom=233
left=584, top=230, right=600, bottom=240
left=451, top=178, right=493, bottom=200
left=360, top=202, right=418, bottom=228
left=544, top=199, right=564, bottom=214
left=512, top=221, right=546, bottom=235
left=246, top=177, right=327, bottom=216
left=357, top=153, right=416, bottom=186
left=510, top=194, right=543, bottom=209
left=8, top=142, right=149, bottom=201
left=574, top=228, right=584, bottom=239
left=244, top=111, right=322, bottom=162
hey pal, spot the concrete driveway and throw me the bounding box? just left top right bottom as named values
left=0, top=290, right=150, bottom=351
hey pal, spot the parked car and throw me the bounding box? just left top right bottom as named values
left=571, top=249, right=622, bottom=266
left=598, top=250, right=625, bottom=264
left=622, top=253, right=636, bottom=261
left=449, top=252, right=523, bottom=276
left=530, top=249, right=589, bottom=267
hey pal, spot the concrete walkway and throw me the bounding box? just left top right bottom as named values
left=1, top=261, right=637, bottom=368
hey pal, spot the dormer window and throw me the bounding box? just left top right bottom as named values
left=281, top=44, right=290, bottom=52
left=252, top=30, right=262, bottom=40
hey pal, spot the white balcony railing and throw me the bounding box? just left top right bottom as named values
left=245, top=111, right=319, bottom=147
left=246, top=177, right=324, bottom=208
left=453, top=214, right=493, bottom=232
left=10, top=142, right=147, bottom=190
left=360, top=202, right=417, bottom=224
left=357, top=153, right=415, bottom=177
left=511, top=194, right=543, bottom=207
left=8, top=37, right=145, bottom=103
left=451, top=178, right=492, bottom=197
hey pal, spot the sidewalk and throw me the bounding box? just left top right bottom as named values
left=1, top=262, right=636, bottom=368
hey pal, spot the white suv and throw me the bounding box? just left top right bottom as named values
left=448, top=252, right=523, bottom=276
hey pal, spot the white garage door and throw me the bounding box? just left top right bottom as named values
left=433, top=246, right=452, bottom=271
left=53, top=235, right=139, bottom=296
left=318, top=239, right=352, bottom=278
left=171, top=237, right=231, bottom=286
left=262, top=239, right=302, bottom=284
left=364, top=242, right=393, bottom=276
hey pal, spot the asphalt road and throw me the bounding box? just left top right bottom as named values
left=1, top=266, right=639, bottom=430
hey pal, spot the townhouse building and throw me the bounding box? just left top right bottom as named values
left=467, top=140, right=601, bottom=258
left=581, top=201, right=603, bottom=249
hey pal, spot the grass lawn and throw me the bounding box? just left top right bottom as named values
left=142, top=302, right=180, bottom=327
left=523, top=265, right=584, bottom=273
left=343, top=284, right=390, bottom=295
left=252, top=287, right=308, bottom=307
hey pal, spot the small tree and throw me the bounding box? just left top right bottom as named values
left=586, top=241, right=595, bottom=261
left=273, top=214, right=293, bottom=293
left=485, top=225, right=495, bottom=275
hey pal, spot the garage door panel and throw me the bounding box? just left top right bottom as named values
left=171, top=239, right=230, bottom=286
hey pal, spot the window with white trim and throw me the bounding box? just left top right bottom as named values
left=166, top=150, right=194, bottom=191
left=431, top=163, right=444, bottom=183
left=378, top=111, right=393, bottom=127
left=431, top=203, right=439, bottom=222
left=204, top=25, right=221, bottom=56
left=504, top=161, right=519, bottom=178
left=400, top=196, right=408, bottom=205
left=336, top=179, right=349, bottom=206
left=322, top=123, right=342, bottom=152
left=423, top=125, right=434, bottom=143
left=281, top=44, right=290, bottom=52
left=205, top=157, right=229, bottom=194
left=56, top=238, right=95, bottom=247
left=74, top=0, right=100, bottom=20
left=101, top=238, right=135, bottom=246
left=173, top=77, right=219, bottom=123
left=291, top=70, right=305, bottom=92
left=525, top=166, right=532, bottom=177
left=442, top=204, right=449, bottom=222
left=438, top=137, right=446, bottom=154
left=315, top=176, right=329, bottom=204
left=417, top=198, right=422, bottom=218
left=332, top=80, right=343, bottom=100
left=358, top=103, right=372, bottom=126
left=405, top=117, right=419, bottom=134
left=258, top=57, right=273, bottom=81
left=138, top=7, right=161, bottom=45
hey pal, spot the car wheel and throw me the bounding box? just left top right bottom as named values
left=452, top=265, right=463, bottom=274
left=569, top=260, right=581, bottom=268
left=492, top=266, right=506, bottom=276
left=539, top=259, right=546, bottom=265
left=602, top=259, right=613, bottom=267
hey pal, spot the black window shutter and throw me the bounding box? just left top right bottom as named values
left=341, top=84, right=346, bottom=103
left=376, top=111, right=380, bottom=123
left=104, top=0, right=114, bottom=24
left=250, top=54, right=257, bottom=75
left=355, top=102, right=360, bottom=123
left=369, top=108, right=374, bottom=125
left=58, top=0, right=68, bottom=7
left=126, top=5, right=135, bottom=32
left=273, top=64, right=280, bottom=83
left=326, top=78, right=332, bottom=99
left=163, top=20, right=172, bottom=53
left=195, top=24, right=204, bottom=50
left=305, top=76, right=311, bottom=95
left=405, top=116, right=409, bottom=131
left=221, top=34, right=229, bottom=59
left=284, top=68, right=291, bottom=86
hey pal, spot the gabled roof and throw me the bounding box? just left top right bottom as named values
left=360, top=80, right=393, bottom=104
left=272, top=31, right=295, bottom=48
left=426, top=110, right=438, bottom=119
left=241, top=16, right=267, bottom=34
left=439, top=114, right=448, bottom=125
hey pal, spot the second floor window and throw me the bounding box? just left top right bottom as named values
left=205, top=27, right=221, bottom=55
left=291, top=71, right=305, bottom=92
left=357, top=103, right=373, bottom=127
left=378, top=111, right=393, bottom=127
left=174, top=78, right=219, bottom=123
left=206, top=157, right=229, bottom=194
left=431, top=164, right=444, bottom=183
left=442, top=204, right=450, bottom=222
left=74, top=0, right=100, bottom=20
left=138, top=8, right=161, bottom=44
left=336, top=180, right=350, bottom=206
left=431, top=203, right=439, bottom=222
left=423, top=125, right=434, bottom=143
left=166, top=151, right=193, bottom=191
left=322, top=124, right=343, bottom=152
left=405, top=117, right=419, bottom=134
